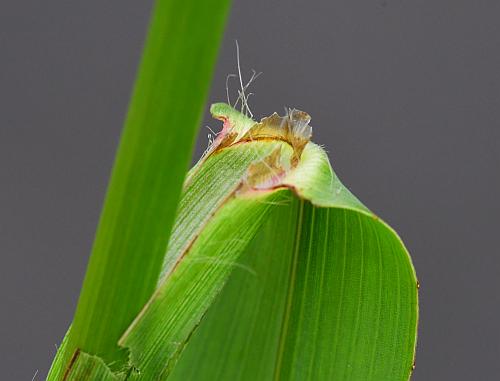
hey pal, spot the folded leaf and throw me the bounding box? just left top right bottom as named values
left=119, top=104, right=418, bottom=380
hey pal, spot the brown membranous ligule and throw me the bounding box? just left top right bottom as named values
left=238, top=146, right=287, bottom=193
left=242, top=108, right=312, bottom=166
left=240, top=109, right=312, bottom=192
left=208, top=107, right=313, bottom=193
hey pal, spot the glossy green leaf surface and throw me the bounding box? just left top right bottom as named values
left=47, top=0, right=231, bottom=378
left=170, top=198, right=418, bottom=380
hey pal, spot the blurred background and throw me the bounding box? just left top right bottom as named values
left=1, top=0, right=499, bottom=379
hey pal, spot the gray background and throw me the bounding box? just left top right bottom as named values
left=1, top=0, right=499, bottom=379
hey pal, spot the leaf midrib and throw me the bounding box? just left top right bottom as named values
left=273, top=200, right=305, bottom=381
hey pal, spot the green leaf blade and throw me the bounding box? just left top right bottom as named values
left=168, top=200, right=417, bottom=381
left=275, top=206, right=417, bottom=381
left=49, top=0, right=232, bottom=378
